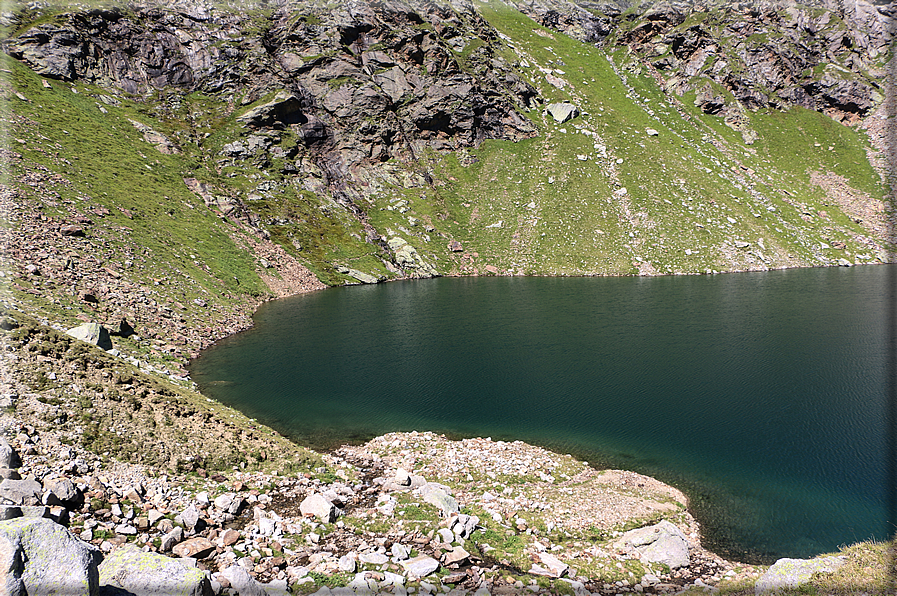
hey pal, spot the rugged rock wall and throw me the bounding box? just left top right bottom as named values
left=513, top=0, right=893, bottom=122
left=4, top=0, right=542, bottom=274
left=4, top=1, right=539, bottom=157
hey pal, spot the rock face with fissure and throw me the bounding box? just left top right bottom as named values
left=4, top=1, right=539, bottom=160
left=3, top=0, right=543, bottom=278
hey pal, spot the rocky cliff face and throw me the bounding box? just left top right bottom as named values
left=1, top=0, right=893, bottom=295
left=5, top=1, right=547, bottom=280
left=514, top=0, right=893, bottom=123
left=4, top=1, right=538, bottom=159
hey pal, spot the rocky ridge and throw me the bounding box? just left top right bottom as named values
left=513, top=0, right=893, bottom=122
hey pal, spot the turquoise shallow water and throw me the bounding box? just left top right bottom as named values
left=189, top=265, right=894, bottom=564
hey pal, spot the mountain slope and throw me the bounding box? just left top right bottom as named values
left=0, top=0, right=892, bottom=371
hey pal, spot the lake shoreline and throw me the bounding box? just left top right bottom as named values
left=4, top=263, right=892, bottom=590
left=193, top=268, right=887, bottom=562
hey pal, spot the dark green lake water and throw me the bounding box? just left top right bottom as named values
left=189, top=265, right=894, bottom=564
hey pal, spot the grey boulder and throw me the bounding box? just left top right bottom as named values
left=43, top=476, right=82, bottom=508
left=754, top=556, right=846, bottom=593
left=614, top=520, right=690, bottom=569
left=0, top=437, right=20, bottom=470
left=213, top=492, right=243, bottom=515
left=216, top=565, right=267, bottom=596
left=0, top=517, right=101, bottom=595
left=0, top=477, right=42, bottom=506
left=99, top=544, right=213, bottom=596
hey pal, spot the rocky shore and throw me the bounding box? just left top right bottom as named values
left=0, top=406, right=764, bottom=595
left=0, top=299, right=772, bottom=594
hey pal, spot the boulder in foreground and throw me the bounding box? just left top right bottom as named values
left=0, top=517, right=101, bottom=595
left=99, top=544, right=213, bottom=596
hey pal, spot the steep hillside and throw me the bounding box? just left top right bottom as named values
left=2, top=0, right=892, bottom=309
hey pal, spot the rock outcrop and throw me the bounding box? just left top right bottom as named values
left=754, top=555, right=846, bottom=593
left=516, top=0, right=892, bottom=122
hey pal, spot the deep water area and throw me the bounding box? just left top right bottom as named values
left=191, top=265, right=895, bottom=563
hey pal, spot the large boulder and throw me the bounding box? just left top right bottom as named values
left=614, top=520, right=690, bottom=569
left=99, top=544, right=213, bottom=596
left=0, top=517, right=101, bottom=595
left=0, top=478, right=42, bottom=506
left=545, top=102, right=580, bottom=123
left=299, top=493, right=339, bottom=523
left=0, top=438, right=20, bottom=470
left=171, top=537, right=215, bottom=559
left=754, top=556, right=846, bottom=594
left=400, top=555, right=439, bottom=578
left=66, top=322, right=113, bottom=351
left=43, top=477, right=82, bottom=508
left=530, top=551, right=568, bottom=578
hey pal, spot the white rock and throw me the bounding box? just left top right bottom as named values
left=400, top=555, right=439, bottom=578
left=299, top=494, right=338, bottom=523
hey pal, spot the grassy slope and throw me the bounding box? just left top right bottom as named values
left=2, top=53, right=268, bottom=319
left=368, top=2, right=887, bottom=278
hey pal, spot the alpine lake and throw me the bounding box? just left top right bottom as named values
left=189, top=264, right=894, bottom=564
